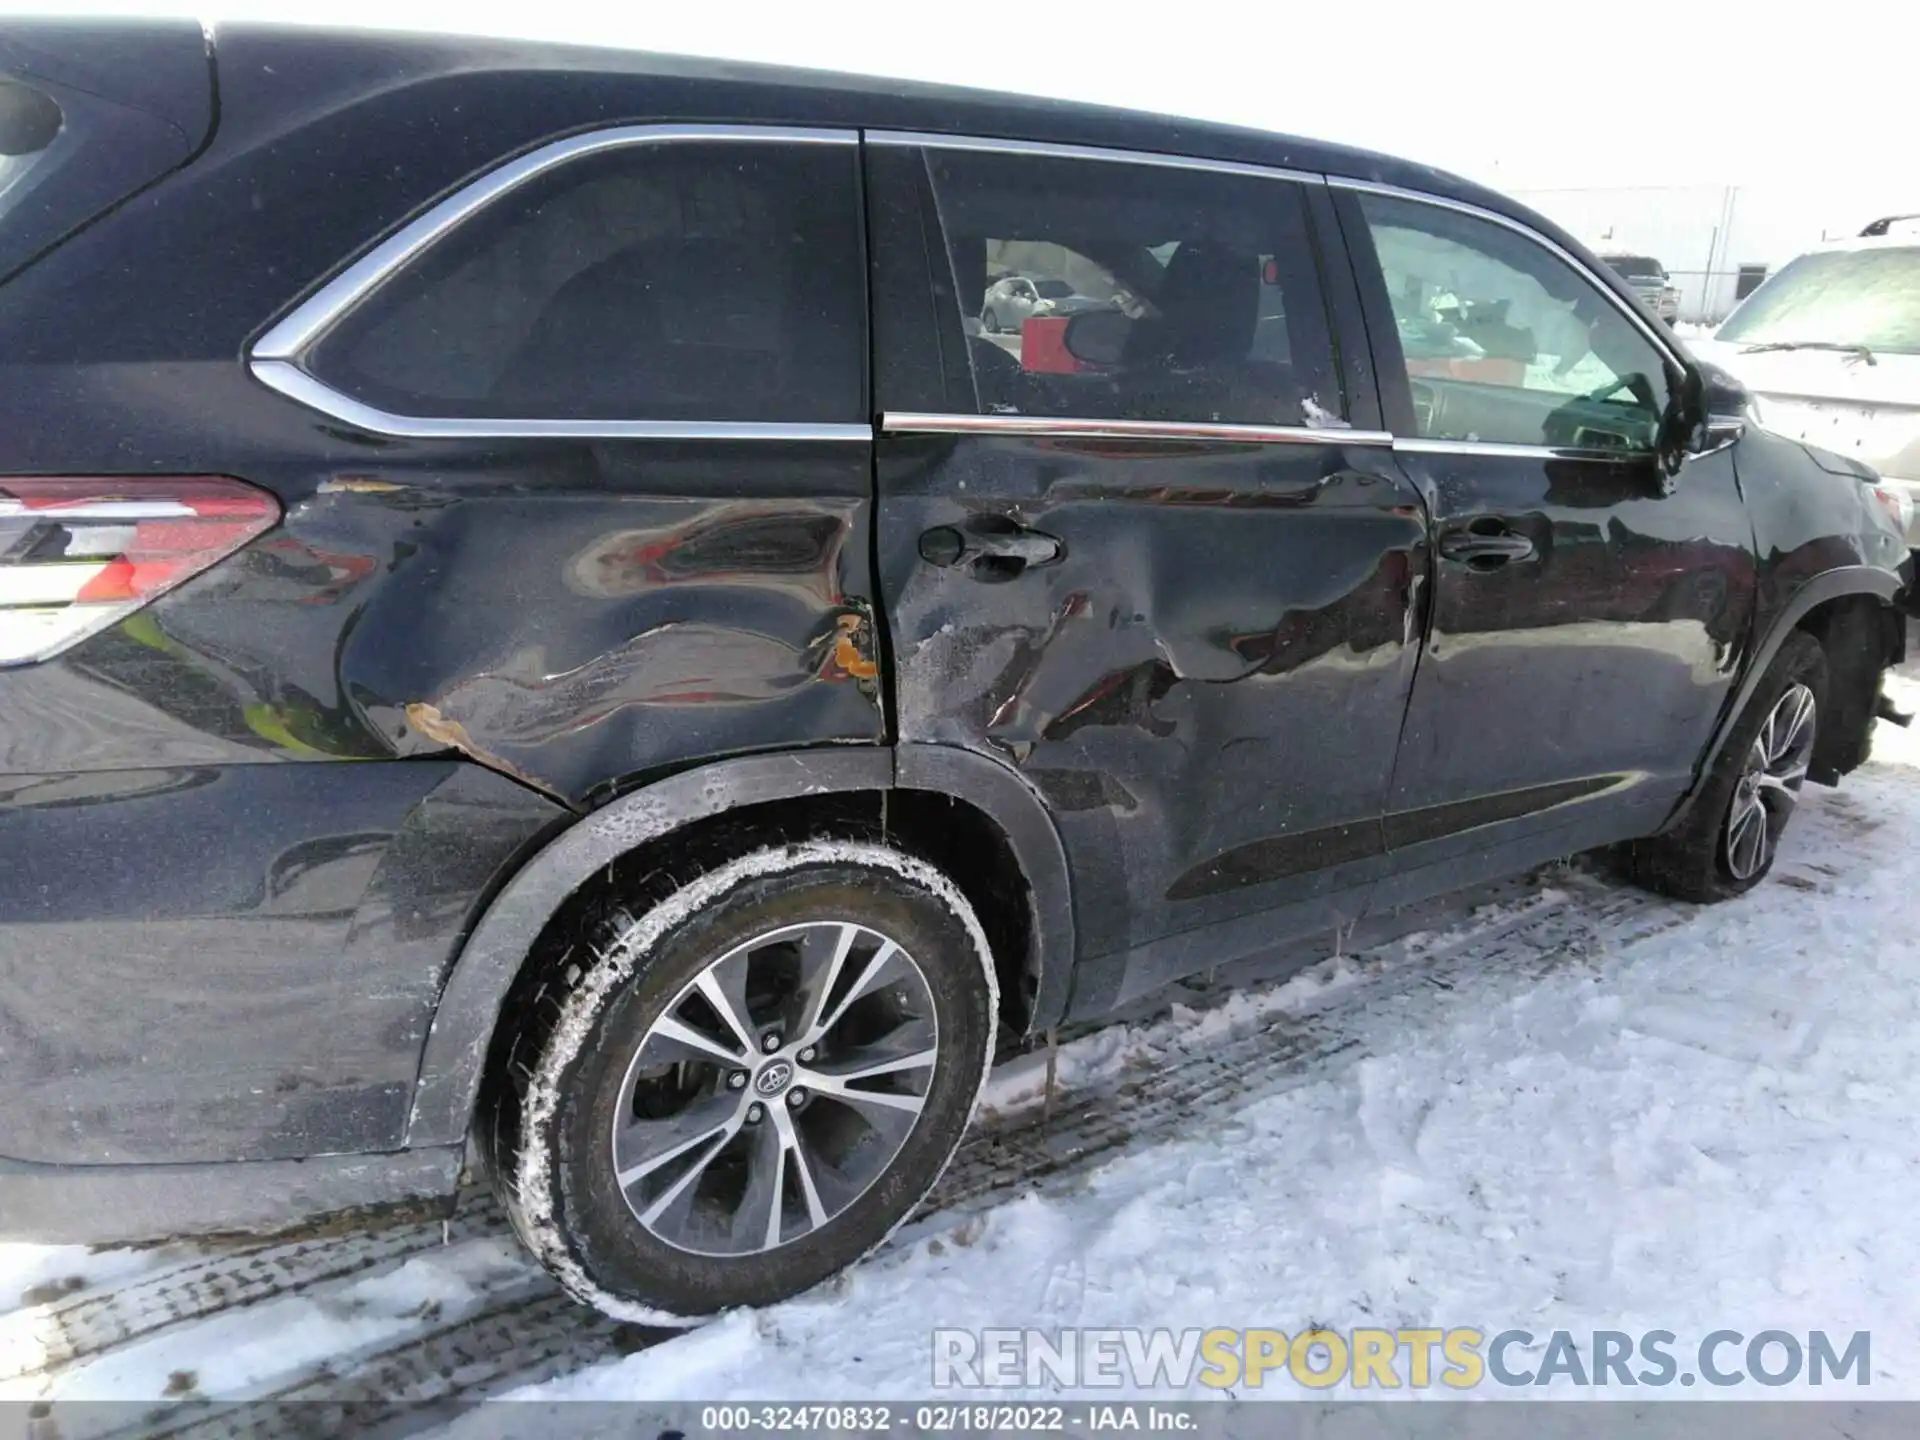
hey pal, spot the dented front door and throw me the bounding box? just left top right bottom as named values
left=866, top=139, right=1428, bottom=1012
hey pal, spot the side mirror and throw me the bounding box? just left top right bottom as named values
left=1062, top=308, right=1131, bottom=367
left=1659, top=361, right=1746, bottom=487
left=1696, top=361, right=1750, bottom=423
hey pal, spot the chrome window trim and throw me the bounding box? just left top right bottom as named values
left=883, top=411, right=1392, bottom=447
left=1393, top=436, right=1648, bottom=462
left=253, top=360, right=871, bottom=444
left=248, top=123, right=863, bottom=439
left=1326, top=175, right=1686, bottom=378
left=865, top=129, right=1321, bottom=187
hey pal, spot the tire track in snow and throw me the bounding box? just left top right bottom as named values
left=2, top=1209, right=510, bottom=1382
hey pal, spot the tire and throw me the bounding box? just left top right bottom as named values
left=483, top=841, right=997, bottom=1322
left=982, top=308, right=1001, bottom=333
left=1623, top=631, right=1827, bottom=902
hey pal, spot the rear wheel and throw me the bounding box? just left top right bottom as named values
left=1623, top=632, right=1826, bottom=901
left=981, top=307, right=1001, bottom=333
left=483, top=842, right=997, bottom=1321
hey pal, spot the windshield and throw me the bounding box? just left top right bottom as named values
left=1033, top=279, right=1075, bottom=299
left=1717, top=246, right=1920, bottom=355
left=1604, top=255, right=1664, bottom=280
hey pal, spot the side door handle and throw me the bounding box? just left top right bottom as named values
left=919, top=521, right=1063, bottom=581
left=1438, top=525, right=1536, bottom=569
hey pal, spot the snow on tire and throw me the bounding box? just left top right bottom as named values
left=485, top=841, right=999, bottom=1323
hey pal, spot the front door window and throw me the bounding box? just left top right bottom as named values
left=1355, top=193, right=1671, bottom=453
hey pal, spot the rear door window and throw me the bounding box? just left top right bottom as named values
left=921, top=148, right=1340, bottom=426
left=302, top=138, right=867, bottom=423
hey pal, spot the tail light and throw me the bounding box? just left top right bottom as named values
left=0, top=477, right=279, bottom=665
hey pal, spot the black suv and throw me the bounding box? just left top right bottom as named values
left=1, top=21, right=1910, bottom=1323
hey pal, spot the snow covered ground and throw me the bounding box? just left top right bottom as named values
left=5, top=668, right=1920, bottom=1428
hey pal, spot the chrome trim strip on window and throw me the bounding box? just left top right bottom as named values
left=865, top=130, right=1321, bottom=187
left=254, top=123, right=859, bottom=362
left=1393, top=436, right=1648, bottom=462
left=1324, top=175, right=1686, bottom=376
left=883, top=411, right=1393, bottom=447
left=252, top=360, right=872, bottom=443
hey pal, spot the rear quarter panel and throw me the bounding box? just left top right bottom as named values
left=0, top=40, right=885, bottom=1164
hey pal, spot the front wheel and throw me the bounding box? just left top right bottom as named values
left=981, top=308, right=1001, bottom=333
left=482, top=841, right=998, bottom=1321
left=1623, top=631, right=1827, bottom=901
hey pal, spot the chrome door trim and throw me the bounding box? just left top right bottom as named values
left=247, top=123, right=865, bottom=440
left=865, top=130, right=1322, bottom=187
left=1325, top=175, right=1686, bottom=377
left=254, top=123, right=858, bottom=362
left=253, top=359, right=872, bottom=443
left=882, top=411, right=1393, bottom=447
left=1393, top=436, right=1652, bottom=462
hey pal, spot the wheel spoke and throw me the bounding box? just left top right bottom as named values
left=804, top=940, right=905, bottom=1046
left=1756, top=767, right=1806, bottom=800
left=808, top=1036, right=939, bottom=1086
left=792, top=922, right=859, bottom=1042
left=807, top=1012, right=937, bottom=1080
left=614, top=1091, right=740, bottom=1187
left=695, top=954, right=759, bottom=1057
left=642, top=1013, right=747, bottom=1068
left=771, top=1104, right=831, bottom=1234
left=1772, top=687, right=1815, bottom=761
left=803, top=1070, right=929, bottom=1115
left=730, top=1119, right=786, bottom=1251
left=1727, top=792, right=1769, bottom=878
left=636, top=1120, right=735, bottom=1230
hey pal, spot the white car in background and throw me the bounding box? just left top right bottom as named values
left=1693, top=216, right=1920, bottom=547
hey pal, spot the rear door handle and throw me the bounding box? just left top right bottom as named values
left=919, top=522, right=1063, bottom=580
left=1438, top=527, right=1536, bottom=568
left=971, top=530, right=1061, bottom=565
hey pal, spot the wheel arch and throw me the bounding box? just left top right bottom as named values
left=404, top=744, right=1073, bottom=1149
left=1671, top=564, right=1903, bottom=826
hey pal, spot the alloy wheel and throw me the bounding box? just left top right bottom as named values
left=1724, top=681, right=1816, bottom=881
left=609, top=920, right=939, bottom=1257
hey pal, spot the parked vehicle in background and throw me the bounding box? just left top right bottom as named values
left=1694, top=222, right=1920, bottom=549
left=980, top=274, right=1111, bottom=332
left=0, top=19, right=1911, bottom=1327
left=1600, top=252, right=1682, bottom=324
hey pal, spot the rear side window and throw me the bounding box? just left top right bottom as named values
left=921, top=149, right=1339, bottom=426
left=303, top=139, right=866, bottom=423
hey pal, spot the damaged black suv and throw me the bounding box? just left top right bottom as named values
left=0, top=20, right=1910, bottom=1321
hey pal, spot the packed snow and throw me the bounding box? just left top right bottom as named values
left=4, top=669, right=1919, bottom=1420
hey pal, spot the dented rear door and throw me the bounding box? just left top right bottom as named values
left=866, top=137, right=1429, bottom=1013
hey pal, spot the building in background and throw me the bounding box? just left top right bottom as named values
left=1510, top=184, right=1920, bottom=326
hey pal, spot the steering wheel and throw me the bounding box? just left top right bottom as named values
left=1577, top=375, right=1633, bottom=405
left=1578, top=371, right=1660, bottom=413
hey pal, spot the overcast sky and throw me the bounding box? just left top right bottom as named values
left=17, top=0, right=1913, bottom=195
